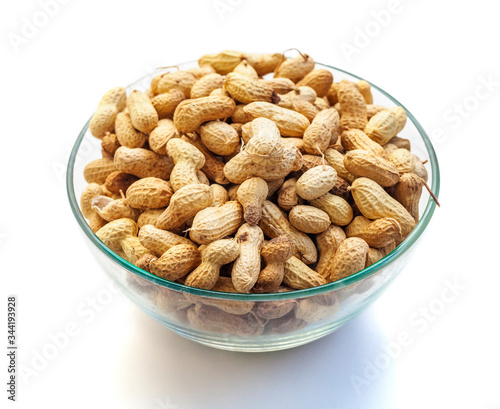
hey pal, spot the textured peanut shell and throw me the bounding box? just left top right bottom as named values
left=303, top=108, right=340, bottom=154
left=80, top=183, right=104, bottom=218
left=137, top=209, right=165, bottom=229
left=310, top=193, right=353, bottom=226
left=209, top=184, right=229, bottom=206
left=89, top=87, right=127, bottom=139
left=324, top=148, right=356, bottom=183
left=315, top=225, right=346, bottom=280
left=149, top=119, right=177, bottom=155
left=120, top=236, right=151, bottom=264
left=199, top=120, right=240, bottom=156
left=151, top=89, right=186, bottom=119
left=101, top=132, right=121, bottom=156
left=84, top=157, right=117, bottom=184
left=299, top=154, right=324, bottom=174
left=278, top=87, right=317, bottom=109
left=243, top=118, right=284, bottom=165
left=189, top=201, right=243, bottom=244
left=277, top=178, right=301, bottom=211
left=157, top=71, right=197, bottom=98
left=173, top=96, right=236, bottom=133
left=350, top=218, right=402, bottom=248
left=346, top=215, right=371, bottom=238
left=104, top=171, right=139, bottom=195
left=350, top=177, right=416, bottom=236
left=293, top=100, right=320, bottom=122
left=274, top=54, right=315, bottom=83
left=295, top=297, right=339, bottom=323
left=231, top=224, right=264, bottom=293
left=258, top=78, right=295, bottom=94
left=198, top=50, right=245, bottom=74
left=388, top=148, right=415, bottom=173
left=190, top=73, right=224, bottom=99
left=167, top=138, right=205, bottom=192
left=341, top=129, right=387, bottom=158
left=96, top=218, right=138, bottom=252
left=126, top=90, right=158, bottom=134
left=186, top=65, right=216, bottom=79
left=389, top=106, right=407, bottom=134
left=283, top=256, right=327, bottom=290
left=366, top=104, right=388, bottom=119
left=393, top=173, right=423, bottom=222
left=337, top=80, right=367, bottom=130
left=244, top=52, right=285, bottom=75
left=91, top=196, right=140, bottom=222
left=232, top=60, right=259, bottom=79
left=366, top=248, right=384, bottom=267
left=295, top=165, right=338, bottom=201
left=344, top=149, right=400, bottom=187
left=150, top=244, right=201, bottom=281
left=224, top=72, right=279, bottom=104
left=243, top=102, right=310, bottom=137
left=364, top=110, right=398, bottom=145
left=138, top=224, right=195, bottom=256
left=296, top=69, right=334, bottom=97
left=327, top=83, right=339, bottom=106
left=387, top=136, right=411, bottom=151
left=114, top=147, right=174, bottom=180
left=236, top=178, right=268, bottom=226
left=125, top=177, right=173, bottom=209
left=289, top=205, right=331, bottom=234
left=115, top=112, right=147, bottom=149
left=357, top=80, right=373, bottom=104
left=330, top=237, right=369, bottom=282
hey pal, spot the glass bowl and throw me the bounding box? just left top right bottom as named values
left=67, top=61, right=440, bottom=352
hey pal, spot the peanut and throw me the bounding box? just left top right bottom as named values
left=348, top=217, right=402, bottom=248
left=292, top=100, right=320, bottom=122
left=244, top=52, right=285, bottom=75
left=236, top=177, right=268, bottom=225
left=89, top=87, right=127, bottom=139
left=393, top=172, right=423, bottom=222
left=167, top=138, right=205, bottom=191
left=296, top=165, right=338, bottom=201
left=83, top=157, right=117, bottom=184
left=283, top=256, right=327, bottom=289
left=114, top=147, right=174, bottom=179
left=274, top=53, right=315, bottom=83
left=366, top=248, right=384, bottom=267
left=296, top=69, right=334, bottom=97
left=125, top=177, right=173, bottom=209
left=277, top=178, right=302, bottom=211
left=101, top=132, right=121, bottom=157
left=115, top=112, right=147, bottom=148
left=231, top=224, right=264, bottom=293
left=224, top=72, right=280, bottom=104
left=126, top=90, right=158, bottom=134
left=150, top=244, right=201, bottom=281
left=278, top=86, right=317, bottom=109
left=324, top=149, right=354, bottom=183
left=190, top=73, right=224, bottom=99
left=104, top=171, right=139, bottom=195
left=289, top=205, right=331, bottom=234
left=357, top=80, right=373, bottom=104
left=208, top=184, right=229, bottom=206
left=364, top=109, right=399, bottom=145
left=199, top=120, right=240, bottom=156
left=138, top=224, right=195, bottom=256
left=151, top=89, right=186, bottom=119
left=315, top=225, right=346, bottom=280
left=341, top=129, right=387, bottom=158
left=149, top=119, right=178, bottom=155
left=303, top=108, right=340, bottom=154
left=337, top=80, right=367, bottom=130
left=198, top=50, right=244, bottom=74
left=344, top=149, right=400, bottom=187
left=388, top=148, right=415, bottom=173
left=91, top=195, right=140, bottom=222
left=258, top=78, right=295, bottom=94
left=330, top=237, right=369, bottom=282
left=157, top=71, right=197, bottom=98
left=310, top=193, right=354, bottom=226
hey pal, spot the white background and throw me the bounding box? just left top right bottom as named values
left=1, top=0, right=499, bottom=408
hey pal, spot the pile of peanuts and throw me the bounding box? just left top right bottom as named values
left=81, top=49, right=435, bottom=296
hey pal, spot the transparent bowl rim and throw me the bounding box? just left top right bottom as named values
left=66, top=61, right=440, bottom=302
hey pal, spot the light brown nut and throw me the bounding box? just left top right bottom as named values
left=114, top=147, right=174, bottom=179
left=80, top=183, right=104, bottom=219
left=84, top=157, right=117, bottom=184
left=156, top=184, right=213, bottom=231
left=349, top=218, right=402, bottom=248
left=278, top=86, right=318, bottom=109
left=173, top=96, right=236, bottom=133
left=189, top=201, right=243, bottom=244
left=337, top=80, right=367, bottom=130
left=296, top=165, right=337, bottom=201
left=101, top=132, right=121, bottom=157
left=89, top=87, right=127, bottom=139
left=125, top=177, right=173, bottom=209
left=135, top=253, right=157, bottom=273
left=243, top=118, right=284, bottom=165
left=297, top=69, right=334, bottom=97
left=208, top=184, right=229, bottom=206
left=350, top=177, right=416, bottom=236
left=289, top=205, right=331, bottom=234
left=255, top=296, right=297, bottom=320
left=330, top=237, right=369, bottom=282
left=330, top=176, right=351, bottom=201
left=137, top=209, right=165, bottom=229
left=344, top=149, right=400, bottom=187
left=151, top=89, right=186, bottom=119
left=199, top=120, right=240, bottom=156
left=383, top=143, right=399, bottom=155
left=323, top=152, right=353, bottom=183
left=367, top=104, right=388, bottom=119
left=341, top=129, right=387, bottom=158
left=92, top=196, right=141, bottom=222
left=120, top=235, right=151, bottom=264
left=283, top=256, right=327, bottom=289
left=227, top=184, right=240, bottom=201
left=303, top=108, right=340, bottom=154
left=167, top=138, right=205, bottom=192
left=346, top=215, right=372, bottom=237
left=232, top=59, right=259, bottom=80
left=190, top=73, right=224, bottom=99
left=259, top=201, right=317, bottom=264
left=393, top=173, right=424, bottom=222
left=244, top=52, right=285, bottom=75
left=253, top=235, right=295, bottom=293
left=314, top=97, right=331, bottom=111
left=185, top=239, right=240, bottom=290
left=231, top=224, right=264, bottom=293
left=88, top=212, right=107, bottom=232
left=278, top=178, right=301, bottom=211
left=281, top=137, right=305, bottom=154
left=149, top=119, right=178, bottom=155
left=327, top=83, right=339, bottom=105
left=138, top=224, right=195, bottom=256
left=310, top=193, right=353, bottom=226
left=231, top=104, right=251, bottom=124
left=186, top=65, right=216, bottom=79
left=236, top=177, right=268, bottom=226
left=293, top=100, right=320, bottom=122
left=412, top=155, right=428, bottom=182
left=379, top=240, right=397, bottom=256
left=115, top=112, right=147, bottom=149
left=150, top=244, right=201, bottom=281
left=357, top=80, right=373, bottom=104
left=198, top=50, right=245, bottom=74
left=187, top=304, right=264, bottom=336
left=364, top=109, right=399, bottom=145
left=387, top=136, right=411, bottom=151
left=258, top=78, right=295, bottom=94
left=96, top=218, right=138, bottom=252
left=294, top=297, right=340, bottom=323
left=243, top=102, right=310, bottom=137
left=389, top=106, right=407, bottom=134
left=126, top=90, right=158, bottom=134
left=274, top=53, right=315, bottom=83
left=266, top=178, right=285, bottom=199
left=315, top=225, right=346, bottom=280
left=157, top=71, right=197, bottom=98
left=104, top=171, right=139, bottom=195
left=388, top=148, right=415, bottom=173
left=181, top=133, right=229, bottom=185
left=299, top=154, right=325, bottom=174
left=366, top=248, right=384, bottom=267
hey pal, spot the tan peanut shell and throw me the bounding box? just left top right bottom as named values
left=236, top=177, right=268, bottom=226
left=148, top=119, right=177, bottom=155
left=104, top=171, right=139, bottom=195
left=101, top=132, right=121, bottom=156
left=150, top=244, right=201, bottom=281
left=198, top=50, right=245, bottom=75
left=327, top=83, right=339, bottom=106
left=289, top=205, right=331, bottom=234
left=243, top=118, right=284, bottom=165
left=189, top=201, right=243, bottom=244
left=315, top=225, right=346, bottom=280
left=156, top=184, right=213, bottom=230
left=199, top=121, right=240, bottom=156
left=283, top=256, right=327, bottom=290
left=125, top=177, right=173, bottom=209
left=243, top=102, right=310, bottom=137
left=330, top=237, right=369, bottom=282
left=91, top=196, right=140, bottom=222
left=277, top=178, right=301, bottom=211
left=84, top=157, right=117, bottom=184
left=244, top=52, right=285, bottom=75
left=366, top=248, right=384, bottom=267
left=137, top=209, right=165, bottom=229
left=190, top=73, right=224, bottom=99
left=389, top=106, right=407, bottom=134
left=231, top=224, right=264, bottom=293
left=114, top=147, right=174, bottom=180
left=232, top=60, right=259, bottom=79
left=337, top=80, right=367, bottom=130
left=357, top=80, right=373, bottom=104
left=344, top=149, right=400, bottom=187
left=126, top=90, right=158, bottom=134
left=224, top=72, right=280, bottom=104
left=185, top=239, right=240, bottom=290
left=293, top=100, right=320, bottom=122
left=350, top=177, right=416, bottom=236
left=412, top=155, right=428, bottom=182
left=296, top=69, right=334, bottom=97
left=89, top=87, right=127, bottom=139
left=310, top=193, right=353, bottom=226
left=393, top=172, right=423, bottom=222
left=120, top=235, right=151, bottom=264
left=231, top=104, right=250, bottom=124
left=387, top=136, right=411, bottom=151
left=295, top=297, right=339, bottom=323
left=366, top=104, right=388, bottom=119
left=173, top=96, right=236, bottom=133
left=278, top=87, right=317, bottom=109
left=314, top=97, right=331, bottom=111
left=259, top=201, right=317, bottom=264
left=151, top=89, right=186, bottom=119
left=88, top=212, right=107, bottom=233
left=138, top=224, right=195, bottom=256
left=274, top=53, right=315, bottom=83
left=258, top=78, right=295, bottom=94
left=364, top=109, right=398, bottom=145
left=157, top=71, right=197, bottom=98
left=96, top=218, right=138, bottom=252
left=115, top=112, right=147, bottom=149
left=186, top=65, right=216, bottom=79
left=388, top=148, right=415, bottom=173
left=346, top=215, right=372, bottom=238
left=208, top=184, right=229, bottom=206
left=80, top=183, right=104, bottom=218
left=296, top=165, right=337, bottom=201
left=324, top=149, right=356, bottom=183
left=167, top=138, right=205, bottom=192
left=349, top=218, right=402, bottom=248
left=303, top=108, right=340, bottom=154
left=341, top=129, right=387, bottom=158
